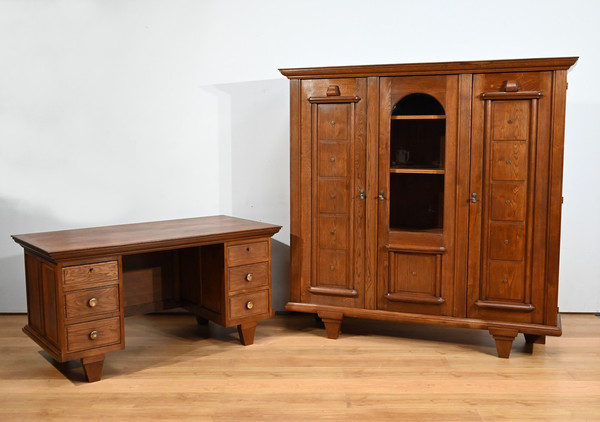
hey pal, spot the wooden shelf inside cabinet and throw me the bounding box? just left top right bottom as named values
left=390, top=167, right=445, bottom=174
left=391, top=115, right=446, bottom=120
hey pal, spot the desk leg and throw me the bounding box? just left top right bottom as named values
left=237, top=321, right=258, bottom=345
left=81, top=354, right=105, bottom=382
left=196, top=315, right=209, bottom=325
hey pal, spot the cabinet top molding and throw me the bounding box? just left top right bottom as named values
left=279, top=57, right=578, bottom=79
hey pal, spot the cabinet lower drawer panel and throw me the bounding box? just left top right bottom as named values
left=228, top=262, right=269, bottom=292
left=63, top=261, right=119, bottom=286
left=65, top=286, right=120, bottom=320
left=66, top=317, right=121, bottom=353
left=229, top=290, right=269, bottom=320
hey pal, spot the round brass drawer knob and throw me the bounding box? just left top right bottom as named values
left=88, top=297, right=98, bottom=308
left=246, top=301, right=254, bottom=310
left=89, top=330, right=99, bottom=340
left=245, top=273, right=253, bottom=282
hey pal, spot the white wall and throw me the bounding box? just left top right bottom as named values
left=1, top=0, right=598, bottom=312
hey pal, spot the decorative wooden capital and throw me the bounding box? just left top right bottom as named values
left=326, top=85, right=341, bottom=96
left=502, top=80, right=520, bottom=92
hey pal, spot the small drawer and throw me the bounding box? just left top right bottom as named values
left=228, top=290, right=269, bottom=321
left=66, top=317, right=122, bottom=353
left=63, top=261, right=119, bottom=286
left=228, top=262, right=269, bottom=293
left=227, top=241, right=268, bottom=266
left=65, top=286, right=120, bottom=320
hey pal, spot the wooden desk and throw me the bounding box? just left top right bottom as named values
left=12, top=216, right=281, bottom=382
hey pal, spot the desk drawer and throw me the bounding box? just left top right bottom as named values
left=227, top=241, right=268, bottom=266
left=66, top=317, right=121, bottom=353
left=228, top=262, right=269, bottom=292
left=229, top=290, right=269, bottom=320
left=63, top=261, right=119, bottom=286
left=65, top=286, right=120, bottom=320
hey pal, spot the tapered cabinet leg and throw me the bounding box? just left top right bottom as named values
left=489, top=327, right=519, bottom=358
left=317, top=311, right=343, bottom=339
left=81, top=354, right=105, bottom=382
left=237, top=321, right=258, bottom=345
left=524, top=334, right=546, bottom=354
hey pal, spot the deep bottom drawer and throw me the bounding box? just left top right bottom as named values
left=66, top=317, right=122, bottom=353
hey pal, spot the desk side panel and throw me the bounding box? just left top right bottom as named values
left=23, top=252, right=61, bottom=357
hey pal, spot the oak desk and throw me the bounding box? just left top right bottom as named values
left=12, top=216, right=281, bottom=382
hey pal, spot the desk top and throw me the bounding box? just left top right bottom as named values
left=12, top=215, right=282, bottom=261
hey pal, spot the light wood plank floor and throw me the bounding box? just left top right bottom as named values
left=0, top=313, right=599, bottom=421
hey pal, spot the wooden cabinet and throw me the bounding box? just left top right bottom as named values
left=280, top=57, right=578, bottom=358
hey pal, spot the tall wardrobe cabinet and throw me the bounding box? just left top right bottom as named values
left=280, top=57, right=577, bottom=357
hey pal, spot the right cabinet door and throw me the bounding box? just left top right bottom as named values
left=467, top=72, right=553, bottom=324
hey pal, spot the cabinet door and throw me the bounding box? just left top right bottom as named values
left=376, top=75, right=459, bottom=316
left=467, top=72, right=553, bottom=323
left=291, top=78, right=367, bottom=308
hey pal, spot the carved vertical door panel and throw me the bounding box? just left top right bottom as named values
left=300, top=79, right=367, bottom=308
left=467, top=73, right=553, bottom=323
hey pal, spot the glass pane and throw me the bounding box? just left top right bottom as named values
left=389, top=174, right=444, bottom=231
left=392, top=93, right=445, bottom=115
left=389, top=93, right=445, bottom=232
left=390, top=119, right=445, bottom=169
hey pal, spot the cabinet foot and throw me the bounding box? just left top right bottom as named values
left=237, top=321, right=258, bottom=345
left=81, top=355, right=105, bottom=382
left=317, top=311, right=343, bottom=339
left=489, top=327, right=518, bottom=358
left=524, top=334, right=546, bottom=353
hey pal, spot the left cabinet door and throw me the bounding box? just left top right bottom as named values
left=290, top=78, right=368, bottom=309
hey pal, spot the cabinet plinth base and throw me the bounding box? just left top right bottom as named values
left=287, top=302, right=563, bottom=358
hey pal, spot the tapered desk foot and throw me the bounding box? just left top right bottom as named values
left=237, top=321, right=258, bottom=345
left=81, top=355, right=105, bottom=382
